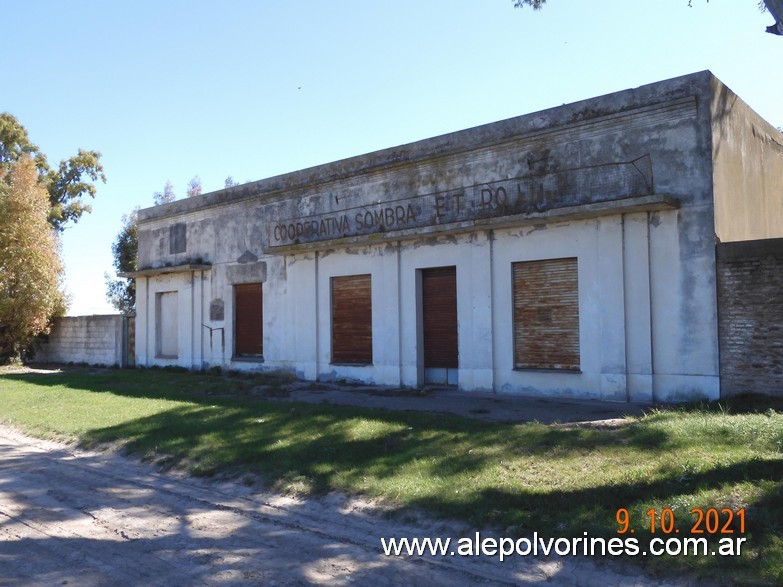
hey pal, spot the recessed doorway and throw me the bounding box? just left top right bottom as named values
left=420, top=266, right=458, bottom=385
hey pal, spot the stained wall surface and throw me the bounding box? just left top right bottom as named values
left=711, top=78, right=783, bottom=243
left=32, top=315, right=128, bottom=367
left=131, top=71, right=781, bottom=402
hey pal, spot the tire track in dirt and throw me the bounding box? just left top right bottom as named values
left=0, top=426, right=692, bottom=586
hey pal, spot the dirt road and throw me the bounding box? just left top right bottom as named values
left=0, top=426, right=688, bottom=586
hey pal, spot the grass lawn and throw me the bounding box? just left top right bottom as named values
left=0, top=367, right=781, bottom=584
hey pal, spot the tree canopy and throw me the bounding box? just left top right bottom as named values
left=0, top=113, right=104, bottom=360
left=153, top=180, right=177, bottom=206
left=513, top=0, right=783, bottom=35
left=0, top=156, right=67, bottom=359
left=0, top=113, right=105, bottom=232
left=105, top=209, right=139, bottom=315
left=513, top=0, right=545, bottom=8
left=187, top=176, right=202, bottom=198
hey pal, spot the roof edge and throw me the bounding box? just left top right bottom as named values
left=139, top=70, right=718, bottom=224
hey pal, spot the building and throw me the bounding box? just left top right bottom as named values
left=127, top=71, right=783, bottom=403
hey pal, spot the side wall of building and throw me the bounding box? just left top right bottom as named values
left=712, top=77, right=783, bottom=243
left=32, top=315, right=129, bottom=366
left=717, top=238, right=783, bottom=397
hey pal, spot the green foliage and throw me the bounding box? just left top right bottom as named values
left=0, top=157, right=67, bottom=360
left=0, top=113, right=47, bottom=173
left=105, top=209, right=139, bottom=315
left=0, top=112, right=105, bottom=232
left=45, top=149, right=106, bottom=231
left=0, top=113, right=94, bottom=358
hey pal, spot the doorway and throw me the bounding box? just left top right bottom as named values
left=420, top=266, right=458, bottom=385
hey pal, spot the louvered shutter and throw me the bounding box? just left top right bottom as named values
left=513, top=258, right=580, bottom=370
left=235, top=283, right=263, bottom=357
left=422, top=267, right=458, bottom=368
left=331, top=274, right=373, bottom=364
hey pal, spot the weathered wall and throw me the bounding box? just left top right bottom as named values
left=717, top=238, right=783, bottom=397
left=32, top=315, right=130, bottom=367
left=131, top=71, right=733, bottom=402
left=712, top=77, right=783, bottom=243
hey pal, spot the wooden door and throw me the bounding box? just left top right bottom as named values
left=422, top=267, right=458, bottom=369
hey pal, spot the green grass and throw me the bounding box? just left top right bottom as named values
left=0, top=367, right=781, bottom=584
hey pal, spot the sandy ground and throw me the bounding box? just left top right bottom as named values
left=0, top=425, right=694, bottom=586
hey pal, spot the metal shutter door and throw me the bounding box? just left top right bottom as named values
left=235, top=283, right=263, bottom=356
left=513, top=258, right=580, bottom=370
left=331, top=274, right=373, bottom=364
left=422, top=267, right=458, bottom=369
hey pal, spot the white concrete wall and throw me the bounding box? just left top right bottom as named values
left=33, top=315, right=126, bottom=366
left=135, top=271, right=205, bottom=369
left=131, top=73, right=730, bottom=402
left=133, top=209, right=708, bottom=402
left=136, top=208, right=720, bottom=402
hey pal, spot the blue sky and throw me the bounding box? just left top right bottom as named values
left=4, top=1, right=781, bottom=315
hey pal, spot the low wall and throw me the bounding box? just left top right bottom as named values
left=32, top=315, right=132, bottom=367
left=717, top=238, right=783, bottom=397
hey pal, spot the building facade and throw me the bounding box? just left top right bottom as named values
left=129, top=71, right=783, bottom=402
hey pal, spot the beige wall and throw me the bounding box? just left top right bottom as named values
left=712, top=78, right=783, bottom=243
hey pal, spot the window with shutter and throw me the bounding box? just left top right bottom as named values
left=331, top=274, right=373, bottom=364
left=512, top=258, right=580, bottom=371
left=234, top=283, right=263, bottom=357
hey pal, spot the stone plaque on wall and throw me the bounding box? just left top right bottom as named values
left=210, top=299, right=225, bottom=322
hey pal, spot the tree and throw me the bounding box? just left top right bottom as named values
left=514, top=0, right=783, bottom=35
left=513, top=0, right=545, bottom=9
left=0, top=112, right=105, bottom=232
left=153, top=180, right=177, bottom=205
left=763, top=0, right=783, bottom=35
left=224, top=176, right=239, bottom=188
left=104, top=208, right=138, bottom=315
left=46, top=149, right=106, bottom=231
left=186, top=175, right=202, bottom=198
left=0, top=113, right=46, bottom=171
left=0, top=156, right=67, bottom=360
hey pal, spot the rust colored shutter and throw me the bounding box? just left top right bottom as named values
left=235, top=283, right=263, bottom=357
left=422, top=267, right=458, bottom=368
left=331, top=274, right=373, bottom=364
left=513, top=258, right=580, bottom=370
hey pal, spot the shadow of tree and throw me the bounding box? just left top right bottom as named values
left=3, top=369, right=782, bottom=584
left=2, top=437, right=537, bottom=585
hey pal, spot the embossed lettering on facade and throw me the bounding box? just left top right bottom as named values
left=269, top=156, right=653, bottom=248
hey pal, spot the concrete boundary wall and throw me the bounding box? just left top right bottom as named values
left=717, top=238, right=783, bottom=397
left=32, top=315, right=132, bottom=367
